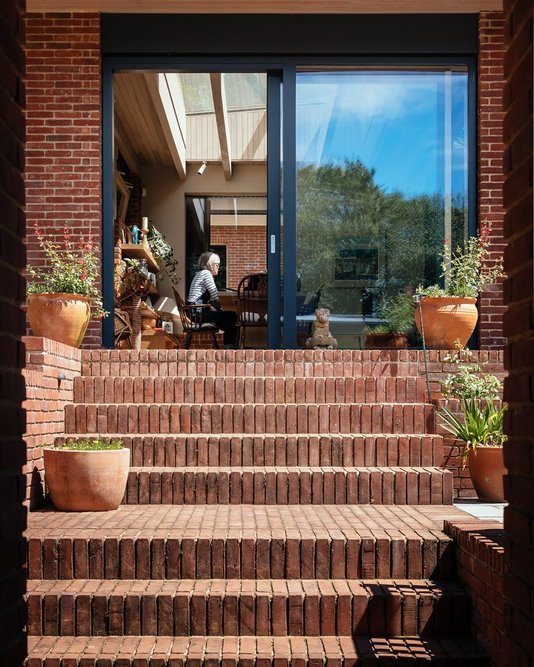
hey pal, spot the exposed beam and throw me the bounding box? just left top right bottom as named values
left=114, top=115, right=141, bottom=175
left=27, top=0, right=503, bottom=12
left=144, top=73, right=187, bottom=180
left=210, top=73, right=232, bottom=181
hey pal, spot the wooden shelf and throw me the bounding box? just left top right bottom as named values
left=121, top=243, right=159, bottom=272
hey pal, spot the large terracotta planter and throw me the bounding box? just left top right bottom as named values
left=414, top=296, right=478, bottom=349
left=364, top=332, right=408, bottom=349
left=467, top=446, right=506, bottom=502
left=44, top=447, right=130, bottom=511
left=28, top=293, right=91, bottom=348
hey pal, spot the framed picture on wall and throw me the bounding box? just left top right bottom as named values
left=334, top=236, right=382, bottom=286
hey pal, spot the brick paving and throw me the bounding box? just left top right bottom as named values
left=27, top=351, right=488, bottom=664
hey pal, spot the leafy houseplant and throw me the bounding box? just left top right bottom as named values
left=27, top=223, right=107, bottom=347
left=415, top=222, right=505, bottom=349
left=147, top=223, right=179, bottom=285
left=44, top=437, right=129, bottom=511
left=364, top=292, right=415, bottom=349
left=438, top=348, right=507, bottom=501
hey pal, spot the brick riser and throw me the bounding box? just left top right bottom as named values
left=64, top=403, right=435, bottom=435
left=27, top=579, right=470, bottom=638
left=124, top=467, right=453, bottom=506
left=27, top=635, right=488, bottom=665
left=73, top=376, right=429, bottom=405
left=56, top=434, right=444, bottom=468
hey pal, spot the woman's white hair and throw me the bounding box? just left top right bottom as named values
left=198, top=251, right=221, bottom=270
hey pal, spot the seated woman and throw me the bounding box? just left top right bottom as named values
left=187, top=251, right=238, bottom=348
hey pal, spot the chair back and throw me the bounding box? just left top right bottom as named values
left=173, top=287, right=201, bottom=332
left=237, top=272, right=268, bottom=328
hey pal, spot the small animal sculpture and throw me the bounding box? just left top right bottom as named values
left=306, top=308, right=338, bottom=350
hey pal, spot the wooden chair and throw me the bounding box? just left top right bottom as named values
left=172, top=287, right=219, bottom=349
left=236, top=272, right=268, bottom=348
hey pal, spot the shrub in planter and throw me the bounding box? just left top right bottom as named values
left=364, top=292, right=415, bottom=349
left=44, top=438, right=129, bottom=511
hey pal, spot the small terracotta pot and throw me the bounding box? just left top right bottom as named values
left=414, top=296, right=478, bottom=349
left=364, top=332, right=408, bottom=349
left=44, top=447, right=130, bottom=511
left=467, top=446, right=506, bottom=502
left=28, top=293, right=91, bottom=348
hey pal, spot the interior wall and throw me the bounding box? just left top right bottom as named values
left=142, top=163, right=267, bottom=298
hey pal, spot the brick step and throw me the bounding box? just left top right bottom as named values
left=28, top=635, right=489, bottom=665
left=28, top=505, right=463, bottom=581
left=124, top=466, right=453, bottom=506
left=82, top=348, right=434, bottom=378
left=73, top=376, right=428, bottom=405
left=64, top=403, right=435, bottom=435
left=56, top=433, right=444, bottom=468
left=27, top=578, right=470, bottom=638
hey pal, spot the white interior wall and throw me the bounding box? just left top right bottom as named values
left=141, top=162, right=267, bottom=298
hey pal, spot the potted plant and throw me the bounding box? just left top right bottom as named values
left=27, top=223, right=107, bottom=347
left=438, top=347, right=507, bottom=501
left=415, top=222, right=504, bottom=349
left=364, top=292, right=415, bottom=349
left=44, top=438, right=129, bottom=511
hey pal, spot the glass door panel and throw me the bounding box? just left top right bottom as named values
left=295, top=69, right=469, bottom=349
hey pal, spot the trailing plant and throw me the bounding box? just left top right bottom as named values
left=441, top=346, right=502, bottom=401
left=439, top=398, right=507, bottom=463
left=52, top=437, right=124, bottom=451
left=147, top=223, right=179, bottom=285
left=27, top=223, right=108, bottom=318
left=417, top=221, right=504, bottom=298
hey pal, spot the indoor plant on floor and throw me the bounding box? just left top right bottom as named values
left=364, top=292, right=415, bottom=349
left=44, top=437, right=129, bottom=511
left=415, top=222, right=504, bottom=349
left=27, top=223, right=107, bottom=347
left=438, top=348, right=507, bottom=502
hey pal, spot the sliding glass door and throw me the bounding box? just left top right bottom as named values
left=293, top=68, right=470, bottom=349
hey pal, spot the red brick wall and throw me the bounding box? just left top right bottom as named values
left=479, top=12, right=507, bottom=349
left=25, top=13, right=103, bottom=347
left=211, top=226, right=266, bottom=289
left=22, top=337, right=81, bottom=508
left=0, top=0, right=27, bottom=663
left=502, top=0, right=534, bottom=665
left=445, top=520, right=506, bottom=667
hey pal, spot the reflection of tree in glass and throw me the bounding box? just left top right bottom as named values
left=296, top=160, right=467, bottom=315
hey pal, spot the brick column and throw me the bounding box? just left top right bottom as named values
left=478, top=12, right=507, bottom=349
left=502, top=0, right=534, bottom=665
left=0, top=0, right=27, bottom=663
left=25, top=13, right=103, bottom=347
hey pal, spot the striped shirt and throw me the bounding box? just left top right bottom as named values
left=187, top=269, right=219, bottom=305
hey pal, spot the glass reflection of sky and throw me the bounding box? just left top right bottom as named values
left=296, top=72, right=468, bottom=197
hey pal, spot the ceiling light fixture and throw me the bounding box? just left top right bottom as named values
left=197, top=161, right=207, bottom=176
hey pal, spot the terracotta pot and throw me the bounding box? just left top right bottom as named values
left=28, top=293, right=91, bottom=348
left=414, top=296, right=478, bottom=349
left=364, top=332, right=408, bottom=349
left=44, top=447, right=130, bottom=511
left=467, top=446, right=506, bottom=502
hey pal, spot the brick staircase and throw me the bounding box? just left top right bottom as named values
left=27, top=349, right=488, bottom=665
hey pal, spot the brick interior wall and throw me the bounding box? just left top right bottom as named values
left=502, top=0, right=534, bottom=664
left=0, top=0, right=27, bottom=663
left=211, top=226, right=267, bottom=289
left=23, top=337, right=81, bottom=508
left=25, top=12, right=102, bottom=347
left=479, top=12, right=507, bottom=350
left=445, top=520, right=506, bottom=667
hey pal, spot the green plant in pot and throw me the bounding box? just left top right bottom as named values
left=438, top=348, right=507, bottom=502
left=364, top=292, right=415, bottom=349
left=147, top=223, right=179, bottom=285
left=44, top=437, right=129, bottom=511
left=415, top=221, right=505, bottom=349
left=27, top=223, right=108, bottom=348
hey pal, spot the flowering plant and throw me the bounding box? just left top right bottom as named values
left=418, top=221, right=504, bottom=298
left=27, top=223, right=107, bottom=318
